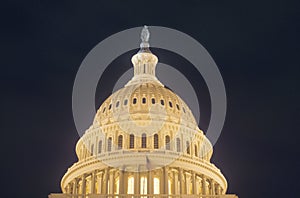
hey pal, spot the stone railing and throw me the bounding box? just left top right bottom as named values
left=72, top=149, right=215, bottom=171
left=49, top=194, right=238, bottom=198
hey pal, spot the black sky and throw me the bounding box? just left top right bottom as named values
left=0, top=0, right=299, bottom=198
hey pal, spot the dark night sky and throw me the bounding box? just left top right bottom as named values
left=0, top=0, right=299, bottom=198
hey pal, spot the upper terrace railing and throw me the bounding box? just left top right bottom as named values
left=70, top=149, right=217, bottom=170
left=49, top=194, right=238, bottom=198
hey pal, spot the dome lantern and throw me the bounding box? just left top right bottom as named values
left=127, top=25, right=162, bottom=86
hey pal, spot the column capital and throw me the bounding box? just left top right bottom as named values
left=82, top=173, right=87, bottom=179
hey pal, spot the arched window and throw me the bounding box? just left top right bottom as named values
left=169, top=101, right=173, bottom=108
left=116, top=101, right=120, bottom=108
left=165, top=135, right=170, bottom=150
left=91, top=144, right=94, bottom=156
left=107, top=137, right=112, bottom=152
left=160, top=99, right=165, bottom=106
left=176, top=138, right=181, bottom=152
left=129, top=134, right=134, bottom=149
left=98, top=140, right=102, bottom=154
left=186, top=141, right=190, bottom=154
left=118, top=135, right=123, bottom=149
left=154, top=134, right=159, bottom=149
left=194, top=145, right=198, bottom=157
left=142, top=133, right=147, bottom=148
left=124, top=99, right=128, bottom=106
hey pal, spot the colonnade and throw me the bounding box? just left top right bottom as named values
left=64, top=167, right=224, bottom=196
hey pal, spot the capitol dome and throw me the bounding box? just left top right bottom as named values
left=50, top=26, right=238, bottom=198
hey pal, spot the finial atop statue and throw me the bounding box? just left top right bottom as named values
left=140, top=25, right=151, bottom=51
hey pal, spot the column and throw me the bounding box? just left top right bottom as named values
left=170, top=170, right=175, bottom=195
left=218, top=185, right=222, bottom=195
left=201, top=175, right=206, bottom=195
left=81, top=174, right=86, bottom=198
left=147, top=170, right=153, bottom=195
left=119, top=168, right=125, bottom=194
left=73, top=179, right=78, bottom=195
left=173, top=169, right=178, bottom=195
left=69, top=183, right=72, bottom=194
left=97, top=172, right=103, bottom=194
left=91, top=171, right=96, bottom=194
left=215, top=184, right=219, bottom=195
left=160, top=169, right=164, bottom=195
left=218, top=186, right=223, bottom=195
left=163, top=166, right=169, bottom=194
left=66, top=184, right=70, bottom=194
left=185, top=172, right=191, bottom=194
left=109, top=169, right=115, bottom=194
left=134, top=171, right=140, bottom=195
left=124, top=172, right=128, bottom=195
left=210, top=179, right=215, bottom=195
left=102, top=168, right=108, bottom=194
left=179, top=168, right=184, bottom=194
left=192, top=172, right=196, bottom=194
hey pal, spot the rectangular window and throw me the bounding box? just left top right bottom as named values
left=154, top=134, right=159, bottom=149
left=176, top=138, right=181, bottom=152
left=129, top=134, right=134, bottom=149
left=186, top=141, right=190, bottom=154
left=165, top=135, right=170, bottom=150
left=98, top=140, right=102, bottom=153
left=154, top=178, right=160, bottom=194
left=127, top=177, right=134, bottom=194
left=91, top=144, right=94, bottom=156
left=108, top=137, right=112, bottom=152
left=142, top=133, right=147, bottom=148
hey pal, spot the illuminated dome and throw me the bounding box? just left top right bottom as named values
left=51, top=26, right=238, bottom=198
left=94, top=82, right=198, bottom=131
